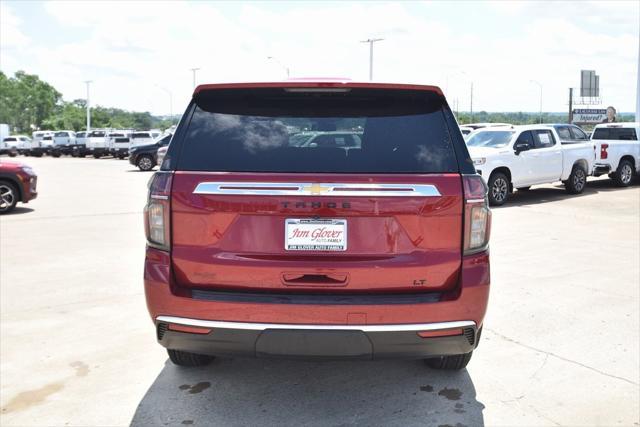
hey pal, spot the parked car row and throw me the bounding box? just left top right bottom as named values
left=1, top=129, right=169, bottom=160
left=465, top=122, right=639, bottom=205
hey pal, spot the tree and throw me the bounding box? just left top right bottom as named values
left=1, top=70, right=179, bottom=132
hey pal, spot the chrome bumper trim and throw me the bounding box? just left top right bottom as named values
left=156, top=316, right=476, bottom=332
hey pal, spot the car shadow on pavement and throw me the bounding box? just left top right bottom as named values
left=130, top=358, right=484, bottom=427
left=496, top=178, right=638, bottom=208
left=4, top=207, right=35, bottom=215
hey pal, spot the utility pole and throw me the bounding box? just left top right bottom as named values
left=84, top=80, right=92, bottom=131
left=568, top=88, right=574, bottom=124
left=190, top=68, right=200, bottom=90
left=267, top=56, right=290, bottom=79
left=530, top=80, right=543, bottom=123
left=360, top=38, right=384, bottom=81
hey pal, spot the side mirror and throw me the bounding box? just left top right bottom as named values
left=514, top=141, right=530, bottom=154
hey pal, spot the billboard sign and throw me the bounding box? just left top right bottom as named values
left=580, top=70, right=600, bottom=97
left=572, top=107, right=616, bottom=124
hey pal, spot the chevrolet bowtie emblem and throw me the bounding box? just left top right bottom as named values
left=303, top=183, right=332, bottom=195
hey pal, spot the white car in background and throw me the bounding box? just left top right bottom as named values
left=41, top=134, right=55, bottom=155
left=591, top=122, right=639, bottom=187
left=31, top=131, right=54, bottom=156
left=86, top=129, right=110, bottom=158
left=2, top=136, right=31, bottom=154
left=156, top=145, right=168, bottom=166
left=465, top=123, right=511, bottom=130
left=51, top=130, right=77, bottom=157
left=459, top=126, right=474, bottom=138
left=74, top=131, right=89, bottom=157
left=130, top=130, right=162, bottom=148
left=108, top=130, right=134, bottom=159
left=467, top=125, right=594, bottom=205
left=0, top=137, right=19, bottom=156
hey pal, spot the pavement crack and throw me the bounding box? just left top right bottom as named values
left=529, top=353, right=549, bottom=380
left=486, top=328, right=639, bottom=386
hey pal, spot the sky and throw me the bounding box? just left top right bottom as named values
left=1, top=0, right=638, bottom=116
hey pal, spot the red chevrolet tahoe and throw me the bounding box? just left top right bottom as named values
left=144, top=81, right=491, bottom=370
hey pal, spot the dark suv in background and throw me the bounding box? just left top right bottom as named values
left=129, top=133, right=172, bottom=171
left=144, top=81, right=491, bottom=370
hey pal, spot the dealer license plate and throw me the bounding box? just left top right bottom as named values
left=285, top=218, right=347, bottom=251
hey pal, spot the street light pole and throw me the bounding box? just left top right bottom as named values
left=530, top=80, right=543, bottom=124
left=84, top=80, right=92, bottom=131
left=267, top=56, right=290, bottom=79
left=190, top=68, right=200, bottom=90
left=360, top=38, right=384, bottom=81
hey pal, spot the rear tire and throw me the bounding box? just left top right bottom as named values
left=425, top=352, right=473, bottom=370
left=565, top=164, right=587, bottom=194
left=137, top=154, right=155, bottom=171
left=612, top=159, right=634, bottom=187
left=167, top=349, right=214, bottom=367
left=488, top=172, right=510, bottom=206
left=93, top=153, right=101, bottom=159
left=0, top=180, right=19, bottom=214
left=51, top=151, right=61, bottom=158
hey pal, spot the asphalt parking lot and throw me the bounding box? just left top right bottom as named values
left=1, top=156, right=638, bottom=426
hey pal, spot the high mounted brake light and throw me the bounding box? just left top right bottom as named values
left=144, top=172, right=172, bottom=251
left=462, top=175, right=491, bottom=255
left=283, top=88, right=352, bottom=93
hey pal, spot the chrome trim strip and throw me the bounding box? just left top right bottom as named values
left=466, top=198, right=486, bottom=204
left=156, top=316, right=475, bottom=332
left=193, top=182, right=441, bottom=197
left=150, top=194, right=169, bottom=200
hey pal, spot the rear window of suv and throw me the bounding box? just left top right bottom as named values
left=593, top=127, right=638, bottom=141
left=175, top=88, right=459, bottom=173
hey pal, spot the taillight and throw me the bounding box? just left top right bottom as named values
left=144, top=172, right=172, bottom=251
left=462, top=175, right=491, bottom=255
left=600, top=144, right=609, bottom=159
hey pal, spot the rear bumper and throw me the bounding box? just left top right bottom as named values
left=0, top=148, right=17, bottom=155
left=593, top=163, right=612, bottom=177
left=156, top=317, right=478, bottom=359
left=89, top=147, right=108, bottom=155
left=145, top=247, right=490, bottom=359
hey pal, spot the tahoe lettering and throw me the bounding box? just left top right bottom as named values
left=281, top=201, right=351, bottom=209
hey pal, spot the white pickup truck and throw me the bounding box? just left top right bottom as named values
left=86, top=129, right=110, bottom=158
left=467, top=125, right=594, bottom=205
left=591, top=122, right=639, bottom=187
